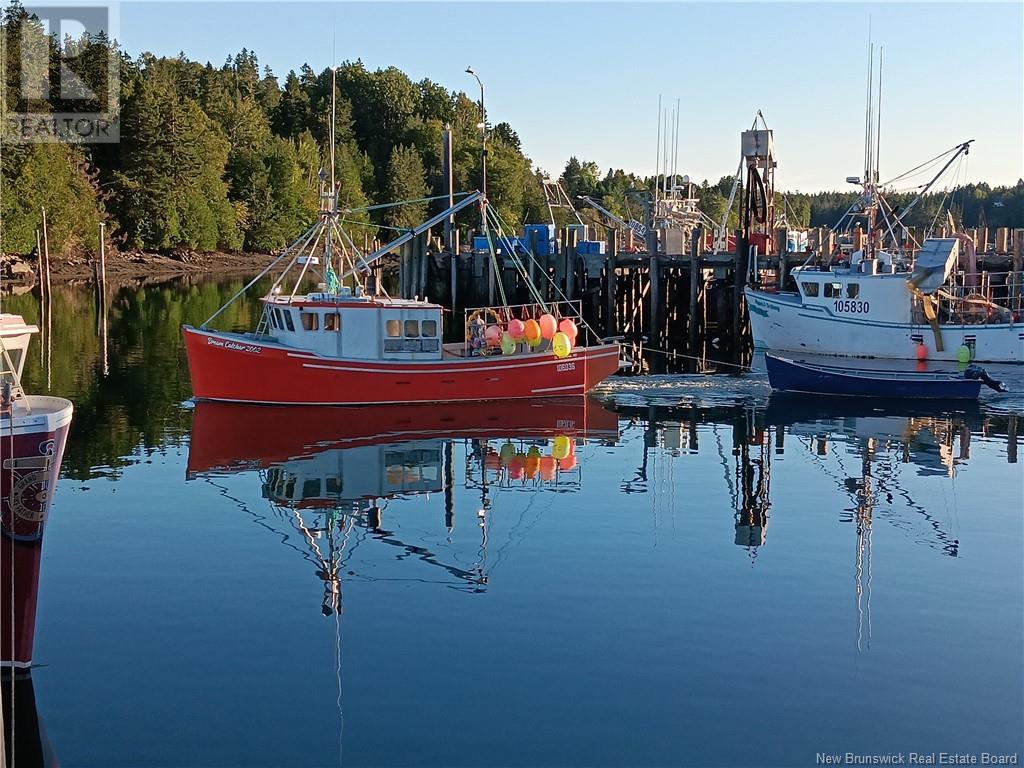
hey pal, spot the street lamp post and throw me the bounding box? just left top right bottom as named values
left=465, top=67, right=486, bottom=202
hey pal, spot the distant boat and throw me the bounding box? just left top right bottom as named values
left=765, top=354, right=986, bottom=400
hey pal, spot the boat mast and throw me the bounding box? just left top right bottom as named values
left=324, top=66, right=338, bottom=289
left=863, top=31, right=877, bottom=260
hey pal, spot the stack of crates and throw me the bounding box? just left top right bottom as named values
left=523, top=224, right=554, bottom=256
left=576, top=240, right=606, bottom=256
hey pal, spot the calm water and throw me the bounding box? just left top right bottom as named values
left=5, top=278, right=1023, bottom=767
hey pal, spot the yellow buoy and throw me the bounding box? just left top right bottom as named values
left=552, top=435, right=571, bottom=460
left=552, top=331, right=572, bottom=358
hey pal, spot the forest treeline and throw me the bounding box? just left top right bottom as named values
left=2, top=1, right=1022, bottom=261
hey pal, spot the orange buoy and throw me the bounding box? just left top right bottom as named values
left=539, top=456, right=556, bottom=481
left=524, top=318, right=542, bottom=346
left=508, top=453, right=526, bottom=480
left=539, top=313, right=557, bottom=340
left=525, top=447, right=541, bottom=479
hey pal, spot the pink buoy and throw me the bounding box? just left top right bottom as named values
left=558, top=318, right=578, bottom=341
left=508, top=318, right=525, bottom=340
left=539, top=314, right=557, bottom=340
left=485, top=324, right=502, bottom=347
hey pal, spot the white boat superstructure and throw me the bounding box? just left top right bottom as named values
left=747, top=238, right=1024, bottom=362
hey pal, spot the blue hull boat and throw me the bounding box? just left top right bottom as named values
left=765, top=355, right=983, bottom=400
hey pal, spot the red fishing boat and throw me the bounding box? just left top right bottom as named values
left=182, top=185, right=620, bottom=405
left=1, top=313, right=74, bottom=671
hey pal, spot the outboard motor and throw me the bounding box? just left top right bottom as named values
left=964, top=364, right=1007, bottom=393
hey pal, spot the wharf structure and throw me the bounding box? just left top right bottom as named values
left=379, top=127, right=1024, bottom=373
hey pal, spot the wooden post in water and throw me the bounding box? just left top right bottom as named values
left=1008, top=415, right=1018, bottom=465
left=648, top=254, right=660, bottom=371
left=689, top=227, right=702, bottom=372
left=1013, top=229, right=1023, bottom=307
left=605, top=229, right=618, bottom=337
left=733, top=230, right=749, bottom=363
left=98, top=222, right=109, bottom=376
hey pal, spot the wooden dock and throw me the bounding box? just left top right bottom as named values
left=387, top=225, right=1024, bottom=374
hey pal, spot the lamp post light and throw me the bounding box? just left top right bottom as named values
left=465, top=67, right=486, bottom=202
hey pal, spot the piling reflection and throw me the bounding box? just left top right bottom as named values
left=609, top=394, right=1021, bottom=652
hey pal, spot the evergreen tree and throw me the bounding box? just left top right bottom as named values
left=384, top=145, right=428, bottom=229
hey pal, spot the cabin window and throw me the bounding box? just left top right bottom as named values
left=386, top=319, right=401, bottom=337
left=300, top=312, right=319, bottom=331
left=846, top=283, right=860, bottom=299
left=302, top=479, right=321, bottom=499
left=824, top=283, right=842, bottom=298
left=267, top=309, right=278, bottom=329
left=801, top=282, right=819, bottom=297
left=405, top=320, right=420, bottom=337
left=325, top=477, right=342, bottom=495
left=282, top=310, right=296, bottom=332
left=324, top=313, right=340, bottom=332
left=2, top=348, right=23, bottom=379
left=273, top=308, right=285, bottom=328
left=421, top=319, right=438, bottom=337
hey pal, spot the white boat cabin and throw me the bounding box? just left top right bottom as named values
left=0, top=313, right=38, bottom=386
left=789, top=261, right=911, bottom=324
left=786, top=239, right=963, bottom=325
left=261, top=289, right=444, bottom=361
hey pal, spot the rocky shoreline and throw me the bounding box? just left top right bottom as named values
left=1, top=249, right=276, bottom=287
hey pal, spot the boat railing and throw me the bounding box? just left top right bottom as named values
left=462, top=300, right=586, bottom=357
left=913, top=270, right=1024, bottom=325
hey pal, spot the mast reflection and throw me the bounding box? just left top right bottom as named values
left=187, top=398, right=620, bottom=614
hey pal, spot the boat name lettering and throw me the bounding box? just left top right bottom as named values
left=833, top=300, right=870, bottom=314
left=207, top=337, right=262, bottom=354
left=556, top=362, right=576, bottom=372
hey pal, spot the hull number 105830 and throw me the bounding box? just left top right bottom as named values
left=834, top=300, right=870, bottom=314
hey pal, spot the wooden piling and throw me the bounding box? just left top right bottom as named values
left=1013, top=229, right=1023, bottom=306
left=733, top=232, right=749, bottom=362
left=688, top=227, right=701, bottom=370
left=1008, top=415, right=1018, bottom=465
left=605, top=230, right=618, bottom=337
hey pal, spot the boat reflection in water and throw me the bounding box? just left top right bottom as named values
left=187, top=398, right=619, bottom=614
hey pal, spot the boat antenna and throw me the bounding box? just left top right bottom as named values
left=875, top=46, right=883, bottom=186
left=654, top=95, right=661, bottom=204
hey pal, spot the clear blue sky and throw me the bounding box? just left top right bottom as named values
left=119, top=1, right=1023, bottom=192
